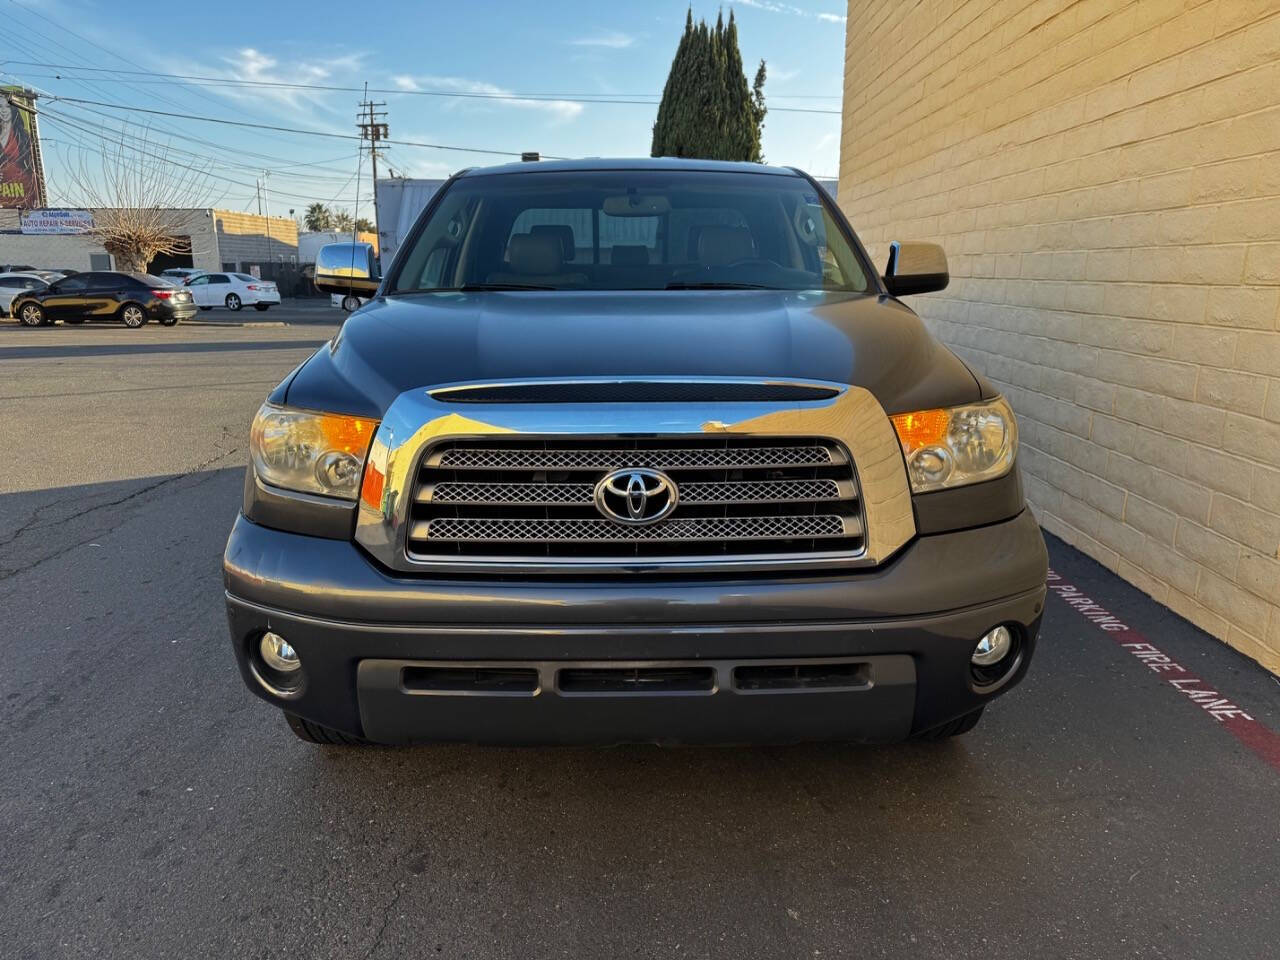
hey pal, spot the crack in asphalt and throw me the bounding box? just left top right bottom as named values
left=0, top=438, right=242, bottom=583
left=362, top=882, right=408, bottom=959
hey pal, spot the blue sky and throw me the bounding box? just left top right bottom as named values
left=3, top=0, right=847, bottom=220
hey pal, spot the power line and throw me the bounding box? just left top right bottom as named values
left=38, top=107, right=370, bottom=205
left=0, top=61, right=844, bottom=112
left=39, top=95, right=569, bottom=158
left=1, top=1, right=362, bottom=156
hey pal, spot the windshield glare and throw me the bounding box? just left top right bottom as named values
left=391, top=171, right=869, bottom=293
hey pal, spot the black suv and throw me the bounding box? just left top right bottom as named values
left=12, top=270, right=196, bottom=328
left=224, top=158, right=1048, bottom=746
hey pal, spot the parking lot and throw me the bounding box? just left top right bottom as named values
left=2, top=320, right=1278, bottom=960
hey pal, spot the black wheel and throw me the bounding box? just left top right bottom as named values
left=225, top=293, right=242, bottom=311
left=199, top=306, right=213, bottom=312
left=159, top=316, right=179, bottom=327
left=285, top=712, right=369, bottom=746
left=120, top=303, right=148, bottom=328
left=912, top=707, right=984, bottom=741
left=17, top=302, right=44, bottom=327
left=341, top=295, right=360, bottom=313
left=254, top=303, right=270, bottom=311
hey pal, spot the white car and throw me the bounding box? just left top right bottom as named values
left=0, top=272, right=51, bottom=317
left=185, top=272, right=281, bottom=311
left=158, top=267, right=204, bottom=285
left=331, top=292, right=368, bottom=312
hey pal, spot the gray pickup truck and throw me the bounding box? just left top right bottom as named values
left=223, top=158, right=1048, bottom=746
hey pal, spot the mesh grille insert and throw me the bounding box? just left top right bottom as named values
left=408, top=437, right=864, bottom=566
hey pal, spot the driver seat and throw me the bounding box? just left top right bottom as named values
left=697, top=227, right=756, bottom=267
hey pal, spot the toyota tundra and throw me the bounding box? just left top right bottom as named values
left=223, top=158, right=1048, bottom=746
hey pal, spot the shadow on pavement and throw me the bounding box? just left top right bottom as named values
left=3, top=465, right=1279, bottom=959
left=0, top=339, right=329, bottom=361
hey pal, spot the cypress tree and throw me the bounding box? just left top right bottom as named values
left=651, top=9, right=767, bottom=162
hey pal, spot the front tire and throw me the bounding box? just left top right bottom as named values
left=912, top=707, right=984, bottom=741
left=225, top=293, right=242, bottom=311
left=199, top=306, right=213, bottom=312
left=285, top=712, right=368, bottom=746
left=120, top=304, right=148, bottom=328
left=254, top=303, right=270, bottom=311
left=159, top=316, right=179, bottom=327
left=18, top=302, right=45, bottom=327
left=341, top=295, right=360, bottom=313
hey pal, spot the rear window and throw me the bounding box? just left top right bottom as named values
left=124, top=273, right=170, bottom=287
left=391, top=169, right=869, bottom=293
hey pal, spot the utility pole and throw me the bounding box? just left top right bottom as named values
left=357, top=94, right=388, bottom=248
left=262, top=171, right=273, bottom=271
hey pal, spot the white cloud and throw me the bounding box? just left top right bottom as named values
left=390, top=74, right=584, bottom=122
left=164, top=46, right=368, bottom=128
left=569, top=30, right=636, bottom=49
left=736, top=1, right=845, bottom=24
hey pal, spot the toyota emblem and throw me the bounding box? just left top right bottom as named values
left=594, top=467, right=678, bottom=525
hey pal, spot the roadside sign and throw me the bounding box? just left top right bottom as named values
left=20, top=209, right=94, bottom=234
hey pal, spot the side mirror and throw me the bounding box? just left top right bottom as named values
left=883, top=241, right=948, bottom=297
left=313, top=241, right=381, bottom=297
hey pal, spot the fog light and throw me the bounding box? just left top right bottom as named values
left=260, top=631, right=300, bottom=673
left=972, top=625, right=1012, bottom=666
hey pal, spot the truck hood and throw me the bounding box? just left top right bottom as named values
left=284, top=290, right=983, bottom=419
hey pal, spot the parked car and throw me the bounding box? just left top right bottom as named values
left=331, top=292, right=367, bottom=312
left=185, top=271, right=281, bottom=311
left=0, top=272, right=50, bottom=317
left=11, top=270, right=197, bottom=328
left=158, top=267, right=203, bottom=285
left=224, top=158, right=1048, bottom=747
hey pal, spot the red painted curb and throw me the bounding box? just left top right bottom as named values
left=1048, top=570, right=1280, bottom=775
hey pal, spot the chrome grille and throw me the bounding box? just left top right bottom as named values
left=408, top=437, right=863, bottom=564
left=432, top=444, right=834, bottom=470
left=415, top=514, right=853, bottom=543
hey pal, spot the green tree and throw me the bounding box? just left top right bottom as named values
left=354, top=217, right=375, bottom=233
left=302, top=202, right=333, bottom=231
left=331, top=210, right=354, bottom=231
left=651, top=9, right=767, bottom=162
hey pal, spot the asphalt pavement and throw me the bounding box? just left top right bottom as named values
left=2, top=321, right=1278, bottom=960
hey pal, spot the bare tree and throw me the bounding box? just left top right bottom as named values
left=62, top=127, right=216, bottom=272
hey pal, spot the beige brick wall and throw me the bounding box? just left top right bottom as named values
left=838, top=0, right=1280, bottom=672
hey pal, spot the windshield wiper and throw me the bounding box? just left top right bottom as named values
left=454, top=282, right=556, bottom=291
left=664, top=281, right=775, bottom=290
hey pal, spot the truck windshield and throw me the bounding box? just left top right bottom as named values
left=390, top=170, right=870, bottom=293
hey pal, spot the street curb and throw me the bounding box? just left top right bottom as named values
left=183, top=319, right=287, bottom=328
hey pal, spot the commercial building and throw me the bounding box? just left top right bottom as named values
left=838, top=0, right=1280, bottom=671
left=0, top=207, right=298, bottom=276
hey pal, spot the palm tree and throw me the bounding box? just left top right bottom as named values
left=303, top=202, right=333, bottom=231
left=332, top=210, right=354, bottom=231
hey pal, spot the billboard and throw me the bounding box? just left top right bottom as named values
left=0, top=87, right=47, bottom=209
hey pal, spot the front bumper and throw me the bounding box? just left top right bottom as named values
left=224, top=510, right=1048, bottom=744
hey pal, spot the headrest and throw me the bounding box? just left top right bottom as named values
left=506, top=233, right=563, bottom=275
left=697, top=226, right=756, bottom=267
left=687, top=225, right=704, bottom=259
left=530, top=224, right=575, bottom=261
left=610, top=245, right=649, bottom=267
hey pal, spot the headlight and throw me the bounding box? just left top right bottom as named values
left=250, top=403, right=378, bottom=500
left=890, top=396, right=1017, bottom=493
